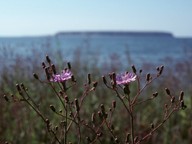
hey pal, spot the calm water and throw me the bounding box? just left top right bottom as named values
left=0, top=33, right=192, bottom=67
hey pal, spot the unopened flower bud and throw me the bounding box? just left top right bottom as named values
left=115, top=137, right=119, bottom=143
left=55, top=126, right=58, bottom=131
left=112, top=100, right=116, bottom=109
left=20, top=83, right=25, bottom=90
left=92, top=81, right=98, bottom=90
left=67, top=62, right=71, bottom=70
left=51, top=64, right=56, bottom=74
left=100, top=104, right=105, bottom=113
left=59, top=90, right=63, bottom=96
left=50, top=105, right=56, bottom=112
left=42, top=62, right=46, bottom=69
left=156, top=66, right=160, bottom=71
left=146, top=73, right=151, bottom=81
left=75, top=99, right=80, bottom=112
left=71, top=75, right=76, bottom=82
left=46, top=119, right=50, bottom=124
left=179, top=91, right=184, bottom=101
left=100, top=104, right=105, bottom=115
left=33, top=73, right=39, bottom=80
left=171, top=96, right=175, bottom=103
left=3, top=95, right=9, bottom=102
left=132, top=65, right=137, bottom=74
left=165, top=88, right=171, bottom=95
left=180, top=100, right=187, bottom=110
left=102, top=76, right=107, bottom=85
left=46, top=55, right=51, bottom=64
left=152, top=92, right=158, bottom=97
left=139, top=69, right=142, bottom=73
left=98, top=111, right=102, bottom=119
left=64, top=96, right=69, bottom=103
left=159, top=65, right=164, bottom=75
left=124, top=85, right=130, bottom=95
left=87, top=73, right=91, bottom=84
left=69, top=112, right=73, bottom=117
left=112, top=72, right=116, bottom=88
left=134, top=136, right=138, bottom=143
left=101, top=104, right=107, bottom=118
left=151, top=123, right=154, bottom=129
left=16, top=84, right=21, bottom=92
left=86, top=137, right=91, bottom=143
left=125, top=133, right=130, bottom=143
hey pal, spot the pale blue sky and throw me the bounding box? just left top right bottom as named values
left=0, top=0, right=192, bottom=36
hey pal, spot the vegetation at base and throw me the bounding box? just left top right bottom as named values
left=0, top=46, right=192, bottom=144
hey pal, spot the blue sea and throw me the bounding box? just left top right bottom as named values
left=0, top=32, right=192, bottom=68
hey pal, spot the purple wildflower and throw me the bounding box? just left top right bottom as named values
left=50, top=69, right=72, bottom=82
left=116, top=72, right=137, bottom=85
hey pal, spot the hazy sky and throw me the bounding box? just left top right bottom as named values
left=0, top=0, right=192, bottom=37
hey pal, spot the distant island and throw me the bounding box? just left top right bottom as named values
left=56, top=31, right=174, bottom=38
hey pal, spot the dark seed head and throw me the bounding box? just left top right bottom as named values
left=152, top=92, right=158, bottom=97
left=132, top=65, right=137, bottom=74
left=33, top=73, right=39, bottom=80
left=67, top=62, right=71, bottom=70
left=146, top=73, right=151, bottom=81
left=3, top=95, right=9, bottom=102
left=20, top=83, right=25, bottom=90
left=50, top=105, right=56, bottom=112
left=100, top=104, right=105, bottom=115
left=112, top=100, right=116, bottom=109
left=92, top=81, right=98, bottom=90
left=42, top=62, right=46, bottom=69
left=71, top=75, right=76, bottom=82
left=64, top=96, right=69, bottom=103
left=165, top=88, right=171, bottom=95
left=46, top=55, right=51, bottom=64
left=151, top=123, right=154, bottom=129
left=87, top=73, right=91, bottom=84
left=171, top=96, right=175, bottom=103
left=125, top=133, right=130, bottom=143
left=102, top=76, right=107, bottom=85
left=16, top=84, right=21, bottom=92
left=159, top=65, right=164, bottom=75
left=179, top=91, right=184, bottom=101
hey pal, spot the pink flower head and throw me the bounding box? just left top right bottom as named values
left=50, top=69, right=72, bottom=82
left=116, top=72, right=136, bottom=85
